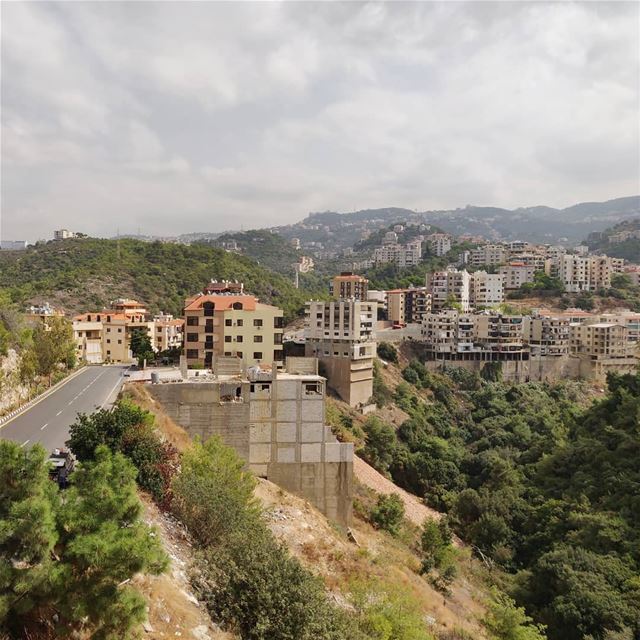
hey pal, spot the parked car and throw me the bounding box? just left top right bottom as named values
left=47, top=448, right=76, bottom=489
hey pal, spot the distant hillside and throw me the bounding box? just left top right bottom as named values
left=586, top=218, right=640, bottom=262
left=302, top=196, right=640, bottom=244
left=0, top=238, right=326, bottom=320
left=206, top=229, right=303, bottom=275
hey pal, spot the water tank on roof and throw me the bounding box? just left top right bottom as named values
left=151, top=372, right=160, bottom=384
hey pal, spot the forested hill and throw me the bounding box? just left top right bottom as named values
left=0, top=238, right=325, bottom=320
left=586, top=219, right=640, bottom=262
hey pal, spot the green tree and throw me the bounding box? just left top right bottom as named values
left=362, top=416, right=397, bottom=475
left=171, top=437, right=261, bottom=548
left=377, top=342, right=398, bottom=364
left=483, top=590, right=547, bottom=640
left=0, top=442, right=59, bottom=623
left=370, top=493, right=405, bottom=536
left=129, top=327, right=154, bottom=366
left=31, top=316, right=76, bottom=383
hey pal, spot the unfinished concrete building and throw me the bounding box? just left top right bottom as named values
left=147, top=357, right=353, bottom=525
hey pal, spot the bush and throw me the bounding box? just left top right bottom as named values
left=370, top=493, right=405, bottom=536
left=377, top=342, right=398, bottom=363
left=362, top=416, right=397, bottom=475
left=483, top=590, right=547, bottom=640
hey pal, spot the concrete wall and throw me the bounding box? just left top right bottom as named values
left=147, top=377, right=353, bottom=526
left=316, top=356, right=373, bottom=407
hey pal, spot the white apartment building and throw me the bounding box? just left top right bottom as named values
left=499, top=263, right=537, bottom=290
left=468, top=244, right=506, bottom=267
left=54, top=229, right=77, bottom=240
left=427, top=269, right=471, bottom=312
left=470, top=271, right=504, bottom=307
left=428, top=233, right=452, bottom=257
left=373, top=241, right=422, bottom=268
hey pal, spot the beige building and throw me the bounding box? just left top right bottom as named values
left=184, top=291, right=284, bottom=369
left=558, top=255, right=617, bottom=292
left=373, top=240, right=422, bottom=267
left=499, top=263, right=537, bottom=290
left=428, top=233, right=452, bottom=257
left=387, top=287, right=432, bottom=325
left=73, top=300, right=151, bottom=364
left=304, top=300, right=376, bottom=407
left=468, top=244, right=506, bottom=267
left=523, top=316, right=570, bottom=356
left=331, top=272, right=369, bottom=300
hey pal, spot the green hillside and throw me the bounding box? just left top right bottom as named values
left=0, top=238, right=326, bottom=320
left=586, top=219, right=640, bottom=262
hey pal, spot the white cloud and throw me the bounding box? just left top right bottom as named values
left=1, top=1, right=638, bottom=241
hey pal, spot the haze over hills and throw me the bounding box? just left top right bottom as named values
left=302, top=196, right=640, bottom=244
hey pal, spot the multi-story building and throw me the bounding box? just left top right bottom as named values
left=623, top=265, right=640, bottom=286
left=73, top=300, right=152, bottom=364
left=570, top=322, right=630, bottom=359
left=331, top=272, right=369, bottom=300
left=523, top=316, right=570, bottom=356
left=152, top=313, right=185, bottom=353
left=427, top=269, right=471, bottom=311
left=386, top=287, right=432, bottom=325
left=468, top=244, right=506, bottom=267
left=499, top=263, right=536, bottom=290
left=372, top=241, right=422, bottom=268
left=428, top=233, right=452, bottom=257
left=470, top=271, right=504, bottom=307
left=53, top=229, right=77, bottom=241
left=183, top=289, right=284, bottom=369
left=558, top=255, right=616, bottom=292
left=474, top=313, right=526, bottom=355
left=304, top=299, right=376, bottom=407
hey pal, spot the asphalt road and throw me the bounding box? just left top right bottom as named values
left=0, top=365, right=127, bottom=451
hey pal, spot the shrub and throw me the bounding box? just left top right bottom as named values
left=370, top=493, right=405, bottom=536
left=377, top=341, right=398, bottom=363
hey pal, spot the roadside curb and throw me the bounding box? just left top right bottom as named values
left=0, top=366, right=88, bottom=430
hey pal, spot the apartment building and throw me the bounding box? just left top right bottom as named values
left=558, top=255, right=616, bottom=292
left=470, top=271, right=504, bottom=307
left=53, top=229, right=77, bottom=240
left=373, top=240, right=422, bottom=268
left=428, top=233, right=452, bottom=257
left=183, top=290, right=284, bottom=369
left=422, top=310, right=526, bottom=360
left=427, top=269, right=471, bottom=311
left=387, top=287, right=432, bottom=325
left=304, top=299, right=376, bottom=407
left=623, top=265, right=640, bottom=286
left=468, top=244, right=506, bottom=267
left=152, top=313, right=185, bottom=352
left=73, top=300, right=152, bottom=364
left=570, top=322, right=630, bottom=359
left=331, top=272, right=369, bottom=300
left=499, top=263, right=536, bottom=290
left=523, top=316, right=570, bottom=356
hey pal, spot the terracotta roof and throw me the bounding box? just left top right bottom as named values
left=184, top=294, right=258, bottom=312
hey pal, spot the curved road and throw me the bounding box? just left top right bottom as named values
left=0, top=366, right=127, bottom=450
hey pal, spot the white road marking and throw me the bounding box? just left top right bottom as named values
left=67, top=401, right=73, bottom=405
left=41, top=423, right=48, bottom=430
left=100, top=375, right=124, bottom=409
left=56, top=411, right=62, bottom=416
left=21, top=439, right=30, bottom=447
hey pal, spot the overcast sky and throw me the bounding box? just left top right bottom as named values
left=1, top=1, right=639, bottom=242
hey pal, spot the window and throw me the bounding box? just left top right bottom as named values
left=236, top=335, right=243, bottom=343
left=274, top=349, right=284, bottom=360
left=203, top=302, right=215, bottom=317
left=237, top=319, right=243, bottom=327
left=225, top=319, right=232, bottom=326
left=304, top=382, right=321, bottom=395
left=253, top=319, right=263, bottom=327
left=187, top=333, right=198, bottom=342
left=106, top=349, right=111, bottom=355
left=253, top=352, right=263, bottom=360
left=225, top=335, right=232, bottom=342
left=118, top=340, right=122, bottom=344
left=232, top=302, right=243, bottom=310
left=106, top=327, right=111, bottom=333
left=224, top=351, right=232, bottom=356
left=254, top=335, right=263, bottom=343
left=274, top=333, right=282, bottom=344
left=274, top=316, right=284, bottom=328
left=106, top=339, right=111, bottom=344
left=186, top=349, right=198, bottom=359
left=187, top=316, right=198, bottom=326
left=118, top=327, right=122, bottom=333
